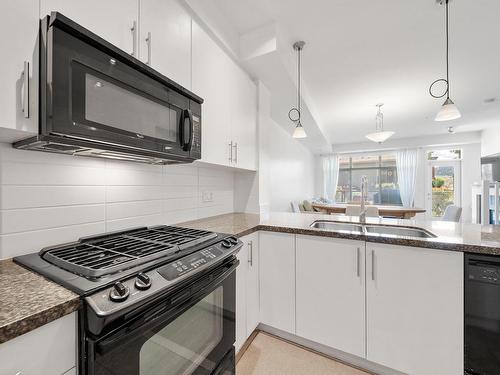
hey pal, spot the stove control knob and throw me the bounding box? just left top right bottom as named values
left=228, top=236, right=238, bottom=245
left=221, top=240, right=232, bottom=249
left=109, top=281, right=130, bottom=302
left=135, top=272, right=152, bottom=290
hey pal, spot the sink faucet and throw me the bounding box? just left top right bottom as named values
left=359, top=176, right=368, bottom=223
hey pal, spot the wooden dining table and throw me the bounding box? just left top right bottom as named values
left=311, top=203, right=426, bottom=219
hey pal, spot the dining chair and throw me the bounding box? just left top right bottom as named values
left=442, top=205, right=462, bottom=222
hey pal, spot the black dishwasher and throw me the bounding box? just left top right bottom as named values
left=465, top=253, right=500, bottom=375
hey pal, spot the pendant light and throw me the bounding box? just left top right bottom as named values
left=365, top=104, right=395, bottom=143
left=289, top=41, right=307, bottom=139
left=429, top=0, right=461, bottom=122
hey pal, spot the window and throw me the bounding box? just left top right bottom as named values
left=336, top=154, right=401, bottom=205
left=427, top=149, right=462, bottom=161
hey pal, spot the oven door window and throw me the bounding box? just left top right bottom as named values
left=140, top=287, right=223, bottom=375
left=84, top=73, right=178, bottom=143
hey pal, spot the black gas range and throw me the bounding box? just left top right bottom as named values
left=15, top=225, right=242, bottom=375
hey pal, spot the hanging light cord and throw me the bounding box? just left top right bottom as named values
left=288, top=45, right=302, bottom=123
left=297, top=46, right=301, bottom=118
left=429, top=0, right=450, bottom=99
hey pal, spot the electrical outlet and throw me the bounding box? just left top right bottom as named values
left=202, top=191, right=214, bottom=203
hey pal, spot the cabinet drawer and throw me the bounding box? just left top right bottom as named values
left=0, top=313, right=77, bottom=375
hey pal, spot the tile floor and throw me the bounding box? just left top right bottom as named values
left=236, top=332, right=371, bottom=375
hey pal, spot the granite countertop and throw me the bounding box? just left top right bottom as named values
left=180, top=212, right=500, bottom=255
left=0, top=259, right=80, bottom=344
left=4, top=211, right=500, bottom=345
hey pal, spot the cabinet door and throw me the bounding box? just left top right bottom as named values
left=230, top=66, right=257, bottom=171
left=0, top=0, right=38, bottom=136
left=235, top=243, right=247, bottom=353
left=192, top=21, right=232, bottom=167
left=139, top=0, right=191, bottom=89
left=244, top=232, right=260, bottom=336
left=0, top=313, right=76, bottom=375
left=41, top=0, right=138, bottom=54
left=296, top=236, right=366, bottom=357
left=366, top=243, right=463, bottom=375
left=259, top=232, right=295, bottom=334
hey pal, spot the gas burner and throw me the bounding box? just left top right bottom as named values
left=40, top=226, right=217, bottom=278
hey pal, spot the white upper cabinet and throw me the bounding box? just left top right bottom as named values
left=366, top=243, right=463, bottom=375
left=192, top=21, right=232, bottom=167
left=41, top=0, right=139, bottom=54
left=139, top=0, right=192, bottom=89
left=230, top=65, right=257, bottom=171
left=0, top=0, right=39, bottom=139
left=192, top=21, right=257, bottom=170
left=296, top=236, right=366, bottom=358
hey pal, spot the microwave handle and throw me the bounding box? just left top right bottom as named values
left=180, top=109, right=194, bottom=152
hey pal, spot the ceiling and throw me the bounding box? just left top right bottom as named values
left=212, top=0, right=500, bottom=146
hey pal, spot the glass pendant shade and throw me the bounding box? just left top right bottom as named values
left=366, top=103, right=394, bottom=143
left=365, top=130, right=395, bottom=144
left=435, top=98, right=461, bottom=121
left=292, top=123, right=307, bottom=138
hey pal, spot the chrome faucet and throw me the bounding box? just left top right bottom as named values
left=359, top=176, right=368, bottom=223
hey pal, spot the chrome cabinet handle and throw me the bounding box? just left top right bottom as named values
left=22, top=61, right=29, bottom=118
left=248, top=241, right=253, bottom=266
left=232, top=142, right=238, bottom=164
left=356, top=247, right=361, bottom=277
left=228, top=141, right=233, bottom=163
left=145, top=32, right=152, bottom=65
left=130, top=20, right=137, bottom=57
left=371, top=250, right=375, bottom=281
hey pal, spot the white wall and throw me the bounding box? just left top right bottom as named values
left=257, top=81, right=315, bottom=213
left=0, top=143, right=239, bottom=259
left=481, top=125, right=500, bottom=157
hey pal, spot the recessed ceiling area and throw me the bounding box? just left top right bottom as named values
left=212, top=0, right=500, bottom=146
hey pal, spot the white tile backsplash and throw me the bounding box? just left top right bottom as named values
left=0, top=143, right=237, bottom=259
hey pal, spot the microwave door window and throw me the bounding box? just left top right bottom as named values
left=139, top=287, right=224, bottom=375
left=85, top=74, right=178, bottom=142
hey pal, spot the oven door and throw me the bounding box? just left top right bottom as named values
left=86, top=261, right=236, bottom=375
left=45, top=22, right=199, bottom=158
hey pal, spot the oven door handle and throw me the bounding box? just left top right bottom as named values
left=95, top=260, right=238, bottom=354
left=180, top=109, right=194, bottom=152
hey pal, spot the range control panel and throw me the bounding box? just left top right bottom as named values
left=86, top=236, right=241, bottom=318
left=158, top=246, right=224, bottom=281
left=468, top=264, right=500, bottom=284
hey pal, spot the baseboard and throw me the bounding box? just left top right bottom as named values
left=257, top=324, right=407, bottom=375
left=235, top=329, right=260, bottom=364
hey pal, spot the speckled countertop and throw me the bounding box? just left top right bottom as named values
left=0, top=259, right=80, bottom=344
left=4, top=211, right=500, bottom=345
left=180, top=212, right=500, bottom=255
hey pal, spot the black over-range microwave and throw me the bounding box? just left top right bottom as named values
left=14, top=12, right=202, bottom=164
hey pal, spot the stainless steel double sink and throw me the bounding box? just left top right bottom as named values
left=310, top=220, right=437, bottom=239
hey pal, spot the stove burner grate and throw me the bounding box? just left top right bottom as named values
left=40, top=226, right=217, bottom=278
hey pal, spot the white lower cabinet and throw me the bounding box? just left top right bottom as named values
left=259, top=232, right=295, bottom=334
left=366, top=243, right=463, bottom=375
left=0, top=312, right=76, bottom=375
left=235, top=232, right=260, bottom=353
left=296, top=236, right=366, bottom=358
